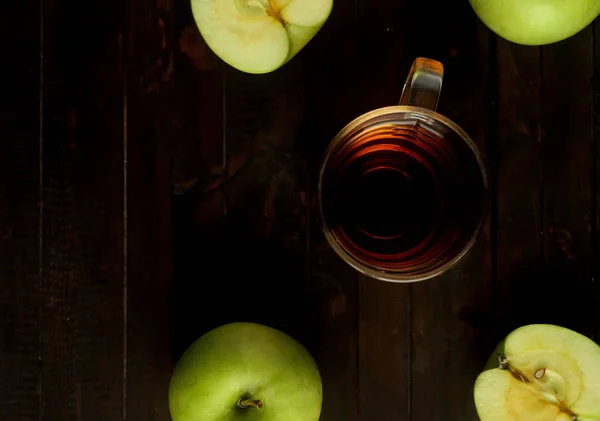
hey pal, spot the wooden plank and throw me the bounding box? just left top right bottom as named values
left=494, top=40, right=542, bottom=333
left=0, top=0, right=41, bottom=419
left=358, top=280, right=411, bottom=421
left=302, top=1, right=360, bottom=420
left=172, top=7, right=313, bottom=394
left=407, top=1, right=492, bottom=420
left=40, top=0, right=125, bottom=418
left=125, top=0, right=174, bottom=419
left=493, top=27, right=595, bottom=341
left=540, top=30, right=595, bottom=337
left=170, top=32, right=313, bottom=410
left=219, top=63, right=311, bottom=339
left=169, top=1, right=225, bottom=359
left=354, top=1, right=411, bottom=420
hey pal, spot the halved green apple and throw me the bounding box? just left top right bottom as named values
left=190, top=0, right=333, bottom=74
left=474, top=324, right=600, bottom=421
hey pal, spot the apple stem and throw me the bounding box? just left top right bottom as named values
left=237, top=399, right=263, bottom=409
left=497, top=353, right=509, bottom=369
left=498, top=354, right=530, bottom=383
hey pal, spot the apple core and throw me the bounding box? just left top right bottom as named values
left=234, top=0, right=284, bottom=24
left=497, top=353, right=577, bottom=420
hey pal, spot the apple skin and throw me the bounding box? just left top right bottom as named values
left=469, top=0, right=600, bottom=46
left=169, top=322, right=323, bottom=421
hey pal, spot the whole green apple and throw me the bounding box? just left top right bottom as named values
left=469, top=0, right=600, bottom=46
left=169, top=322, right=323, bottom=421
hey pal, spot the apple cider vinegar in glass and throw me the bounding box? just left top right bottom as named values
left=320, top=121, right=486, bottom=273
left=318, top=57, right=489, bottom=283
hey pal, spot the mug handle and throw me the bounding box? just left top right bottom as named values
left=399, top=57, right=444, bottom=111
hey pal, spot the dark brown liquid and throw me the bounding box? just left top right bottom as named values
left=320, top=121, right=486, bottom=273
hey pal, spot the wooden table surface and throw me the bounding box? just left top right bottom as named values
left=2, top=0, right=600, bottom=420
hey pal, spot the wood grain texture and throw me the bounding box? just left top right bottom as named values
left=358, top=279, right=410, bottom=421
left=494, top=21, right=597, bottom=348
left=540, top=30, right=595, bottom=337
left=355, top=1, right=411, bottom=421
left=125, top=0, right=174, bottom=419
left=221, top=63, right=311, bottom=341
left=41, top=0, right=125, bottom=418
left=302, top=1, right=360, bottom=419
left=494, top=41, right=543, bottom=335
left=407, top=2, right=492, bottom=420
left=41, top=0, right=124, bottom=421
left=171, top=0, right=312, bottom=358
left=170, top=0, right=225, bottom=359
left=0, top=0, right=41, bottom=419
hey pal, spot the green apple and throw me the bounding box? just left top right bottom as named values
left=190, top=0, right=333, bottom=74
left=474, top=324, right=600, bottom=421
left=169, top=322, right=323, bottom=421
left=469, top=0, right=600, bottom=46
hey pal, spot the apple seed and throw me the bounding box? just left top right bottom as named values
left=534, top=368, right=546, bottom=379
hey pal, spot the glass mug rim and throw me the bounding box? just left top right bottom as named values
left=317, top=104, right=489, bottom=284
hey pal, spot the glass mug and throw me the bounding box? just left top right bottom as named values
left=318, top=57, right=488, bottom=283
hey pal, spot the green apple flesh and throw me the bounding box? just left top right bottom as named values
left=469, top=0, right=600, bottom=46
left=169, top=322, right=323, bottom=421
left=474, top=324, right=600, bottom=421
left=190, top=0, right=333, bottom=74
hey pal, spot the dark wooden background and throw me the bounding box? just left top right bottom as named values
left=2, top=0, right=600, bottom=419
